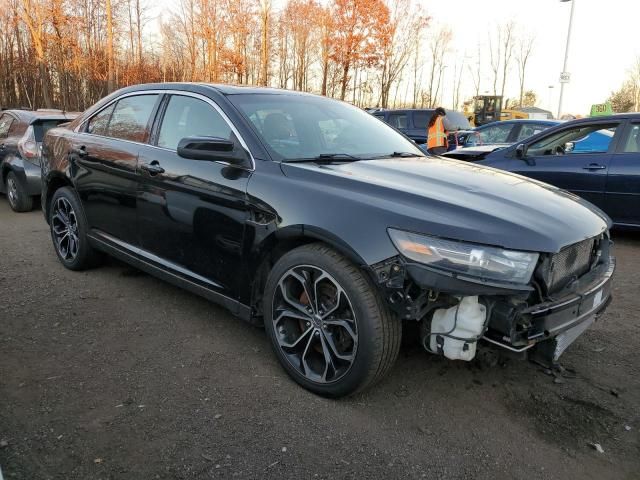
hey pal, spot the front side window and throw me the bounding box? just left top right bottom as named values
left=413, top=112, right=431, bottom=130
left=106, top=94, right=159, bottom=142
left=229, top=94, right=423, bottom=160
left=157, top=95, right=232, bottom=150
left=622, top=124, right=640, bottom=153
left=528, top=124, right=618, bottom=156
left=0, top=114, right=14, bottom=138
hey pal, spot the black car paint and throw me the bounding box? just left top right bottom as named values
left=41, top=83, right=614, bottom=359
left=454, top=115, right=640, bottom=228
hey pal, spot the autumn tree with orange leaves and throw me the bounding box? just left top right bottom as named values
left=0, top=0, right=491, bottom=111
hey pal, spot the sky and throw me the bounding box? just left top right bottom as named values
left=413, top=0, right=640, bottom=115
left=151, top=0, right=640, bottom=116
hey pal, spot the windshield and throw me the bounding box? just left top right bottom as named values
left=228, top=93, right=424, bottom=161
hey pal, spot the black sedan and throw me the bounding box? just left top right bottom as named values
left=41, top=83, right=614, bottom=396
left=445, top=114, right=640, bottom=229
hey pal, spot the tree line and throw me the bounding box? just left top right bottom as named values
left=0, top=0, right=537, bottom=112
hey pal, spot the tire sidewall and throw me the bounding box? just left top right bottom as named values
left=264, top=246, right=382, bottom=397
left=6, top=172, right=24, bottom=211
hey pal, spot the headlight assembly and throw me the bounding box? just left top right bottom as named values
left=388, top=228, right=539, bottom=285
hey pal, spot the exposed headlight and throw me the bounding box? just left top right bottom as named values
left=388, top=229, right=539, bottom=285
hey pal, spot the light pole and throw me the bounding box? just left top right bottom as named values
left=548, top=85, right=555, bottom=113
left=557, top=0, right=575, bottom=119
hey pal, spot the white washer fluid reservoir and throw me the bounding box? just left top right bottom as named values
left=429, top=296, right=487, bottom=361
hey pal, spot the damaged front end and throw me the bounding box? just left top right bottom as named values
left=371, top=230, right=615, bottom=366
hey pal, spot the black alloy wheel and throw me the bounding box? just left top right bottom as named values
left=264, top=243, right=401, bottom=397
left=51, top=196, right=80, bottom=262
left=49, top=187, right=102, bottom=270
left=272, top=265, right=359, bottom=384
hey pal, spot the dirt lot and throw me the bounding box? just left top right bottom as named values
left=0, top=198, right=638, bottom=480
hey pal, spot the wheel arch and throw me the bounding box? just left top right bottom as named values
left=247, top=224, right=372, bottom=322
left=44, top=172, right=74, bottom=222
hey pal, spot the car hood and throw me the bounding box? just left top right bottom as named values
left=282, top=156, right=610, bottom=253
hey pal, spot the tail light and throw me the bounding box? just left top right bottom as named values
left=18, top=125, right=39, bottom=163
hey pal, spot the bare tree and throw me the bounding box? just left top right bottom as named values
left=468, top=41, right=482, bottom=99
left=426, top=26, right=452, bottom=108
left=499, top=21, right=515, bottom=100
left=516, top=32, right=535, bottom=107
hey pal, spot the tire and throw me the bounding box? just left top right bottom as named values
left=6, top=171, right=33, bottom=212
left=264, top=243, right=401, bottom=397
left=49, top=186, right=102, bottom=270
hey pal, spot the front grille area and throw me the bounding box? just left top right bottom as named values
left=538, top=238, right=596, bottom=294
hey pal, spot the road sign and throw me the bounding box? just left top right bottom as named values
left=559, top=72, right=571, bottom=83
left=590, top=103, right=613, bottom=117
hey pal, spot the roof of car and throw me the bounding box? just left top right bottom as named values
left=115, top=82, right=319, bottom=97
left=478, top=119, right=560, bottom=128
left=3, top=109, right=79, bottom=122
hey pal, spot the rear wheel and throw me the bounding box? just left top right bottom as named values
left=49, top=187, right=102, bottom=270
left=6, top=171, right=33, bottom=212
left=264, top=243, right=401, bottom=397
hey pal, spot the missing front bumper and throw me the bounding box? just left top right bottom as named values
left=483, top=257, right=615, bottom=362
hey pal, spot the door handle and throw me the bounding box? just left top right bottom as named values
left=71, top=146, right=88, bottom=158
left=140, top=161, right=165, bottom=175
left=582, top=163, right=606, bottom=170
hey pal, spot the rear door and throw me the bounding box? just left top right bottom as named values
left=605, top=121, right=640, bottom=226
left=73, top=93, right=161, bottom=245
left=511, top=121, right=622, bottom=211
left=136, top=93, right=251, bottom=300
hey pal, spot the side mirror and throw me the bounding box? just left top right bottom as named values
left=515, top=143, right=536, bottom=166
left=177, top=136, right=251, bottom=168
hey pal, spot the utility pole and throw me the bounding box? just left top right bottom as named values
left=557, top=0, right=575, bottom=119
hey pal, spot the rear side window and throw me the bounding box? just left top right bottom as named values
left=33, top=120, right=69, bottom=142
left=0, top=114, right=14, bottom=138
left=387, top=113, right=408, bottom=129
left=87, top=103, right=115, bottom=136
left=107, top=94, right=159, bottom=142
left=157, top=95, right=232, bottom=150
left=516, top=123, right=549, bottom=141
left=477, top=123, right=513, bottom=144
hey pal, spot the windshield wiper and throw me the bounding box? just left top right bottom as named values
left=285, top=153, right=362, bottom=163
left=369, top=151, right=423, bottom=159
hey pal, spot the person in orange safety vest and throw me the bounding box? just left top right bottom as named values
left=426, top=107, right=448, bottom=155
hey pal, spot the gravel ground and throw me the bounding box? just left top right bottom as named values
left=0, top=198, right=639, bottom=480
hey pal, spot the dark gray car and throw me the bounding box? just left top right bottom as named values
left=0, top=109, right=78, bottom=212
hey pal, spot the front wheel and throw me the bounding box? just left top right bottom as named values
left=264, top=243, right=401, bottom=397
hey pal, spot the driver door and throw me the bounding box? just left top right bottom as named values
left=510, top=121, right=622, bottom=210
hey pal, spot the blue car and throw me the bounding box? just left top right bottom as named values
left=444, top=114, right=640, bottom=228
